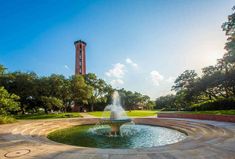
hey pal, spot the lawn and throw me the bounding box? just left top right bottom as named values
left=88, top=110, right=158, bottom=118
left=11, top=109, right=235, bottom=121
left=159, top=110, right=235, bottom=115
left=15, top=112, right=82, bottom=120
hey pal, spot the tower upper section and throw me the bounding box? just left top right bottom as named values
left=74, top=40, right=86, bottom=75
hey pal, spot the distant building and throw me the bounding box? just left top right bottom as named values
left=74, top=40, right=86, bottom=75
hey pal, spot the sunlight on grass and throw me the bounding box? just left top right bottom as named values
left=15, top=112, right=82, bottom=120
left=88, top=110, right=158, bottom=118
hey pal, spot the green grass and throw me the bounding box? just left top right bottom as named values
left=160, top=110, right=235, bottom=115
left=15, top=112, right=82, bottom=120
left=12, top=109, right=235, bottom=121
left=0, top=116, right=16, bottom=124
left=88, top=110, right=158, bottom=118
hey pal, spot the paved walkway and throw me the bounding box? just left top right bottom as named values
left=0, top=118, right=235, bottom=159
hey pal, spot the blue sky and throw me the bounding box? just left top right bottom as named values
left=0, top=0, right=234, bottom=99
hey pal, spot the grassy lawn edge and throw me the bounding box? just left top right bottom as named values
left=15, top=112, right=83, bottom=120
left=88, top=110, right=158, bottom=118
left=158, top=110, right=235, bottom=116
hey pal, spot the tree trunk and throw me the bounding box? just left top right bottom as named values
left=21, top=107, right=25, bottom=115
left=91, top=103, right=94, bottom=112
left=44, top=108, right=48, bottom=114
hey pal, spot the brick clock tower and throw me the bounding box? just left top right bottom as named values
left=74, top=40, right=86, bottom=75
left=73, top=40, right=87, bottom=112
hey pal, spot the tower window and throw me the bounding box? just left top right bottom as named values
left=79, top=52, right=82, bottom=59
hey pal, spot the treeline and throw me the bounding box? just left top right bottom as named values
left=0, top=66, right=153, bottom=115
left=156, top=7, right=235, bottom=111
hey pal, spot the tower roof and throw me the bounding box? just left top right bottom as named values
left=74, top=40, right=87, bottom=45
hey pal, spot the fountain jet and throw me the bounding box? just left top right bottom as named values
left=101, top=91, right=131, bottom=135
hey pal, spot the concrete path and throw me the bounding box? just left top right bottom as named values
left=0, top=118, right=235, bottom=159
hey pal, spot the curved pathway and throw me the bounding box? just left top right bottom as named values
left=0, top=117, right=235, bottom=159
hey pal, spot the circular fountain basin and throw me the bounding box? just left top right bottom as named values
left=101, top=118, right=132, bottom=124
left=48, top=124, right=186, bottom=149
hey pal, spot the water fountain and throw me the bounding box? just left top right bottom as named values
left=98, top=91, right=131, bottom=135
left=48, top=91, right=187, bottom=148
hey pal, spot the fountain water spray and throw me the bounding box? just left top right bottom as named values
left=90, top=91, right=132, bottom=136
left=103, top=91, right=128, bottom=120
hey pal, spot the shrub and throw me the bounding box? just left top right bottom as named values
left=0, top=116, right=16, bottom=124
left=191, top=98, right=235, bottom=111
left=0, top=86, right=20, bottom=115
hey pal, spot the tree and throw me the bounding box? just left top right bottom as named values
left=171, top=70, right=199, bottom=106
left=0, top=72, right=38, bottom=114
left=0, top=64, right=6, bottom=75
left=47, top=74, right=67, bottom=98
left=0, top=87, right=20, bottom=115
left=40, top=96, right=64, bottom=114
left=154, top=6, right=235, bottom=111
left=85, top=73, right=113, bottom=111
left=46, top=74, right=72, bottom=111
left=222, top=6, right=235, bottom=63
left=155, top=95, right=176, bottom=110
left=70, top=75, right=93, bottom=111
left=146, top=100, right=155, bottom=110
left=172, top=70, right=198, bottom=92
left=118, top=89, right=151, bottom=110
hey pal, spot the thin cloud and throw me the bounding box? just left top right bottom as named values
left=64, top=65, right=71, bottom=70
left=105, top=63, right=126, bottom=78
left=150, top=70, right=164, bottom=86
left=126, top=58, right=138, bottom=68
left=110, top=79, right=124, bottom=86
left=166, top=76, right=175, bottom=83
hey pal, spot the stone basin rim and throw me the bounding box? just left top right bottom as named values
left=1, top=117, right=235, bottom=158
left=47, top=122, right=188, bottom=149
left=46, top=118, right=224, bottom=151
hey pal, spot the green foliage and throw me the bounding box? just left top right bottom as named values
left=159, top=110, right=235, bottom=115
left=191, top=98, right=235, bottom=111
left=118, top=88, right=153, bottom=110
left=0, top=115, right=16, bottom=124
left=0, top=64, right=6, bottom=75
left=40, top=96, right=64, bottom=113
left=172, top=70, right=198, bottom=92
left=146, top=100, right=155, bottom=110
left=157, top=6, right=235, bottom=111
left=155, top=94, right=177, bottom=110
left=222, top=6, right=235, bottom=63
left=0, top=71, right=38, bottom=114
left=85, top=73, right=112, bottom=111
left=36, top=74, right=72, bottom=112
left=0, top=62, right=152, bottom=115
left=0, top=86, right=20, bottom=115
left=70, top=75, right=93, bottom=106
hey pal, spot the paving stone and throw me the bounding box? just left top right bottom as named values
left=110, top=154, right=151, bottom=159
left=0, top=118, right=235, bottom=159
